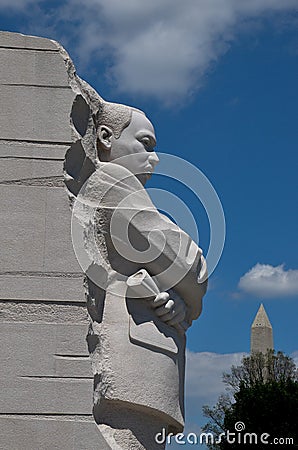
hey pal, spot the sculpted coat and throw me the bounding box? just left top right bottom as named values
left=66, top=89, right=208, bottom=445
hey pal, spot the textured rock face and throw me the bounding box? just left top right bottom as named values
left=1, top=31, right=208, bottom=450
left=67, top=102, right=208, bottom=447
left=0, top=31, right=109, bottom=450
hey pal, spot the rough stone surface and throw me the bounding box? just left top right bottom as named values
left=0, top=85, right=75, bottom=142
left=0, top=274, right=84, bottom=303
left=0, top=31, right=105, bottom=450
left=65, top=52, right=208, bottom=449
left=0, top=141, right=68, bottom=159
left=0, top=48, right=70, bottom=86
left=1, top=30, right=208, bottom=450
left=0, top=186, right=82, bottom=273
left=0, top=31, right=58, bottom=50
left=0, top=323, right=92, bottom=414
left=0, top=418, right=107, bottom=450
left=0, top=158, right=63, bottom=182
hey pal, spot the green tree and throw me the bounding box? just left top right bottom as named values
left=202, top=350, right=298, bottom=449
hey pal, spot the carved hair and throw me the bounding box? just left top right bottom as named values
left=95, top=101, right=145, bottom=139
left=96, top=102, right=131, bottom=138
left=65, top=85, right=145, bottom=200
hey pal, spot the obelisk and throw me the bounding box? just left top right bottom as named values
left=250, top=303, right=274, bottom=353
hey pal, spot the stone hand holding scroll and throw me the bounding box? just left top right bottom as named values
left=127, top=269, right=189, bottom=334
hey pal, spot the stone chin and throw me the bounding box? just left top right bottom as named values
left=137, top=171, right=153, bottom=185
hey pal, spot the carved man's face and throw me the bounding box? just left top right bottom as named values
left=98, top=110, right=159, bottom=185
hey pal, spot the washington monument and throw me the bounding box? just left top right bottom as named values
left=250, top=303, right=274, bottom=354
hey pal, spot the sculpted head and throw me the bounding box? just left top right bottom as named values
left=96, top=101, right=159, bottom=185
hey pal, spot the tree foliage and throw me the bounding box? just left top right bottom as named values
left=202, top=350, right=298, bottom=449
left=223, top=350, right=297, bottom=391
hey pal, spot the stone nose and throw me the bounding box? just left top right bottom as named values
left=148, top=152, right=160, bottom=167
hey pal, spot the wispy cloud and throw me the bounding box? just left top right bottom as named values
left=184, top=349, right=297, bottom=434
left=186, top=350, right=245, bottom=417
left=2, top=0, right=296, bottom=103
left=179, top=349, right=297, bottom=449
left=0, top=0, right=34, bottom=8
left=239, top=263, right=298, bottom=298
left=59, top=0, right=298, bottom=103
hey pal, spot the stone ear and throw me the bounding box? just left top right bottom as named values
left=97, top=125, right=113, bottom=150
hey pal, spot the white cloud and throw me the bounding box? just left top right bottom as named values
left=0, top=0, right=34, bottom=8
left=185, top=350, right=245, bottom=417
left=180, top=349, right=297, bottom=448
left=238, top=263, right=298, bottom=298
left=1, top=0, right=296, bottom=102
left=56, top=0, right=297, bottom=102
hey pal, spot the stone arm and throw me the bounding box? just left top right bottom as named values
left=123, top=208, right=208, bottom=325
left=76, top=165, right=207, bottom=325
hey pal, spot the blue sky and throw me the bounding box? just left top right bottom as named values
left=1, top=0, right=297, bottom=447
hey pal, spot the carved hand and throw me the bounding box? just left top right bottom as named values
left=151, top=291, right=188, bottom=333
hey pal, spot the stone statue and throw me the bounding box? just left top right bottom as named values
left=0, top=31, right=207, bottom=450
left=66, top=86, right=208, bottom=448
left=66, top=90, right=207, bottom=449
